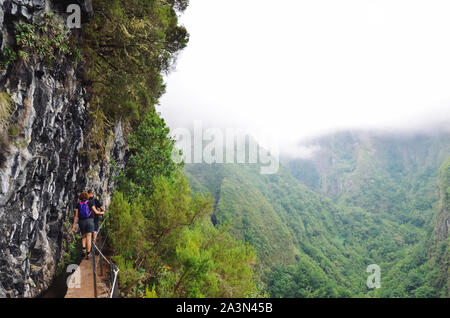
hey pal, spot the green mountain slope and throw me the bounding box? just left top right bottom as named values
left=373, top=156, right=450, bottom=298
left=185, top=163, right=406, bottom=297
left=184, top=131, right=450, bottom=297
left=285, top=131, right=450, bottom=223
left=283, top=130, right=450, bottom=297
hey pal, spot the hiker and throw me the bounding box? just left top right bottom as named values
left=72, top=192, right=95, bottom=259
left=87, top=189, right=105, bottom=245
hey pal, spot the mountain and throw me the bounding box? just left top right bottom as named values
left=283, top=130, right=450, bottom=297
left=185, top=162, right=400, bottom=297
left=284, top=130, right=450, bottom=221
left=185, top=131, right=450, bottom=297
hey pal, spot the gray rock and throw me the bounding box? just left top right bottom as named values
left=0, top=0, right=127, bottom=298
left=19, top=5, right=30, bottom=20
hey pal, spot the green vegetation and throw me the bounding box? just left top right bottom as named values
left=108, top=112, right=263, bottom=298
left=373, top=157, right=450, bottom=298
left=281, top=133, right=450, bottom=297
left=78, top=0, right=263, bottom=298
left=57, top=221, right=82, bottom=276
left=266, top=258, right=340, bottom=298
left=83, top=0, right=189, bottom=122
left=16, top=13, right=74, bottom=64
left=186, top=163, right=372, bottom=296
left=0, top=46, right=17, bottom=70
left=125, top=112, right=179, bottom=196
left=2, top=1, right=190, bottom=161
left=185, top=133, right=450, bottom=298
left=79, top=0, right=189, bottom=162
left=438, top=157, right=450, bottom=221
left=7, top=124, right=20, bottom=137
left=1, top=12, right=76, bottom=69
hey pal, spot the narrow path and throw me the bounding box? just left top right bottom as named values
left=65, top=256, right=110, bottom=298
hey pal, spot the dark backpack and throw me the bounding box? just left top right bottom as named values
left=78, top=200, right=91, bottom=219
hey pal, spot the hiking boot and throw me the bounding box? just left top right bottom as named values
left=82, top=248, right=86, bottom=258
left=86, top=251, right=91, bottom=260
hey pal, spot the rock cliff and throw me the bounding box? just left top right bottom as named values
left=431, top=158, right=450, bottom=296
left=0, top=0, right=127, bottom=297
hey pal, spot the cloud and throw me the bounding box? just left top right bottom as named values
left=282, top=145, right=322, bottom=160
left=160, top=0, right=450, bottom=153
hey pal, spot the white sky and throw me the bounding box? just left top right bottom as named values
left=159, top=0, right=450, bottom=153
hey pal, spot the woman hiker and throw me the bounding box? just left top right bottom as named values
left=87, top=189, right=106, bottom=246
left=72, top=192, right=101, bottom=259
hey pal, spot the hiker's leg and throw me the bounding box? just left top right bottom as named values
left=93, top=217, right=99, bottom=244
left=81, top=234, right=87, bottom=249
left=86, top=233, right=92, bottom=253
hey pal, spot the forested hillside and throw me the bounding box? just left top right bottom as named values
left=285, top=131, right=450, bottom=222
left=283, top=131, right=450, bottom=297
left=186, top=163, right=396, bottom=297
left=185, top=132, right=450, bottom=297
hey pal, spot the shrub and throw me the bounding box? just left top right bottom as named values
left=0, top=46, right=17, bottom=70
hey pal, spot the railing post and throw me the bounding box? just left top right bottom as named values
left=111, top=266, right=119, bottom=298
left=92, top=239, right=98, bottom=298
left=105, top=216, right=108, bottom=239
left=110, top=262, right=114, bottom=288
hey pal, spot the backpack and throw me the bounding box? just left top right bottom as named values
left=78, top=201, right=91, bottom=219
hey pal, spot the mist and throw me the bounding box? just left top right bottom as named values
left=159, top=0, right=450, bottom=157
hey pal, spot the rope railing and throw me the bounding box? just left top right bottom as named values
left=90, top=214, right=120, bottom=298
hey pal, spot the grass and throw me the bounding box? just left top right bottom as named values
left=0, top=92, right=13, bottom=166
left=0, top=92, right=12, bottom=131
left=0, top=46, right=17, bottom=70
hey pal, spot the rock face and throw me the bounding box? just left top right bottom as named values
left=431, top=158, right=450, bottom=297
left=0, top=1, right=127, bottom=297
left=435, top=158, right=450, bottom=242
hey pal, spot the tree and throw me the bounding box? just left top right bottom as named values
left=124, top=110, right=179, bottom=196
left=83, top=0, right=189, bottom=123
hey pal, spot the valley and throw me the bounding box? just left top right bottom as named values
left=185, top=130, right=450, bottom=297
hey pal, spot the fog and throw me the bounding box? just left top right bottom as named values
left=159, top=0, right=450, bottom=156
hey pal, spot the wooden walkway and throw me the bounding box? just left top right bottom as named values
left=65, top=256, right=111, bottom=298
